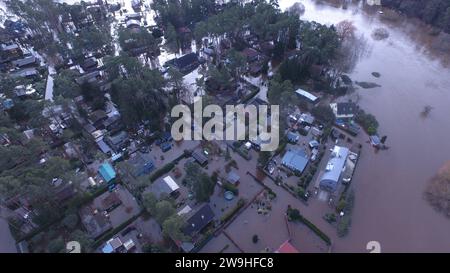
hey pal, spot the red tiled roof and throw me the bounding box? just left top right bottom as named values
left=276, top=240, right=299, bottom=253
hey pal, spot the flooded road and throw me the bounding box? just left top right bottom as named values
left=278, top=0, right=450, bottom=252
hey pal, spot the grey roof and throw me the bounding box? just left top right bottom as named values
left=282, top=149, right=309, bottom=173
left=320, top=146, right=349, bottom=192
left=1, top=43, right=19, bottom=51
left=149, top=176, right=180, bottom=199
left=108, top=131, right=128, bottom=146
left=286, top=131, right=300, bottom=143
left=192, top=151, right=208, bottom=165
left=79, top=206, right=112, bottom=239
left=299, top=113, right=315, bottom=125
left=227, top=171, right=240, bottom=184
left=127, top=152, right=154, bottom=177
left=11, top=68, right=37, bottom=78
left=182, top=204, right=215, bottom=237
left=12, top=56, right=37, bottom=67
left=96, top=139, right=112, bottom=154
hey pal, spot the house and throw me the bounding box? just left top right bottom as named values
left=131, top=0, right=142, bottom=10
left=242, top=48, right=260, bottom=62
left=295, top=88, right=319, bottom=104
left=370, top=135, right=381, bottom=147
left=0, top=43, right=22, bottom=61
left=79, top=205, right=112, bottom=239
left=226, top=171, right=240, bottom=185
left=98, top=162, right=116, bottom=183
left=299, top=113, right=315, bottom=125
left=126, top=19, right=141, bottom=29
left=81, top=57, right=98, bottom=72
left=148, top=175, right=180, bottom=199
left=319, top=146, right=349, bottom=192
left=102, top=115, right=122, bottom=132
left=126, top=152, right=155, bottom=177
left=330, top=102, right=357, bottom=120
left=281, top=149, right=309, bottom=174
left=125, top=13, right=142, bottom=21
left=102, top=237, right=123, bottom=253
left=75, top=70, right=102, bottom=85
left=172, top=53, right=199, bottom=73
left=100, top=192, right=122, bottom=212
left=248, top=62, right=263, bottom=76
left=182, top=204, right=215, bottom=237
left=12, top=56, right=38, bottom=68
left=203, top=47, right=215, bottom=56
left=286, top=131, right=300, bottom=143
left=308, top=140, right=319, bottom=149
left=88, top=109, right=108, bottom=128
left=275, top=240, right=299, bottom=253
left=192, top=150, right=208, bottom=166
left=106, top=131, right=129, bottom=152
left=259, top=41, right=275, bottom=55
left=54, top=182, right=77, bottom=203
left=83, top=123, right=96, bottom=138
left=14, top=85, right=36, bottom=98
left=11, top=68, right=38, bottom=79
left=96, top=138, right=112, bottom=154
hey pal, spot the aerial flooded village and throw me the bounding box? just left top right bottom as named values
left=0, top=0, right=429, bottom=254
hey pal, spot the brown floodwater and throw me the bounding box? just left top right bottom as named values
left=279, top=0, right=450, bottom=252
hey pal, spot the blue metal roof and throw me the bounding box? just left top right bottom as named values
left=282, top=149, right=309, bottom=173
left=99, top=163, right=116, bottom=182
left=320, top=146, right=349, bottom=192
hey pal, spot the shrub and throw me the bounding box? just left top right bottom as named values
left=149, top=162, right=175, bottom=182
left=61, top=214, right=79, bottom=230
left=220, top=199, right=245, bottom=223
left=337, top=215, right=351, bottom=237
left=223, top=182, right=239, bottom=195
left=47, top=237, right=65, bottom=253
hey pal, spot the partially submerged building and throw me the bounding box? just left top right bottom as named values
left=281, top=149, right=309, bottom=174
left=182, top=204, right=215, bottom=238
left=148, top=175, right=180, bottom=199
left=319, top=146, right=350, bottom=192
left=330, top=102, right=357, bottom=120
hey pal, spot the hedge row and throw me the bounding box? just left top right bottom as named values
left=299, top=215, right=331, bottom=245
left=220, top=199, right=246, bottom=224
left=149, top=162, right=175, bottom=182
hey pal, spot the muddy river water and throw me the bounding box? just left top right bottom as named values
left=278, top=0, right=450, bottom=252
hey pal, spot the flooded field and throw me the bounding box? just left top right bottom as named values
left=277, top=0, right=450, bottom=252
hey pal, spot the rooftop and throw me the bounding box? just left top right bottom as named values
left=295, top=89, right=319, bottom=103
left=282, top=149, right=309, bottom=173
left=182, top=204, right=215, bottom=237
left=98, top=163, right=116, bottom=182
left=320, top=146, right=349, bottom=192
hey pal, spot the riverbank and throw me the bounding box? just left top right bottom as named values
left=278, top=0, right=450, bottom=252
